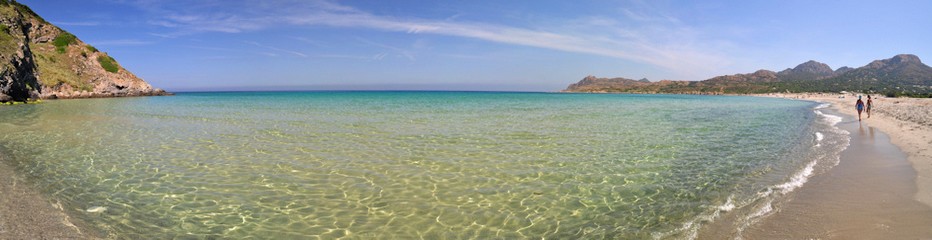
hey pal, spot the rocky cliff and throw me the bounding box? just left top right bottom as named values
left=0, top=1, right=167, bottom=103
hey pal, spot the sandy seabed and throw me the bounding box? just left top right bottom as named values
left=2, top=93, right=931, bottom=239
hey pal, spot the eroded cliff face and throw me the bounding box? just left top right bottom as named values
left=0, top=1, right=167, bottom=102
left=0, top=5, right=39, bottom=102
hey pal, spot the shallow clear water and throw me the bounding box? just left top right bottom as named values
left=0, top=92, right=841, bottom=239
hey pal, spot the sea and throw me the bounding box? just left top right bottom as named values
left=0, top=92, right=848, bottom=239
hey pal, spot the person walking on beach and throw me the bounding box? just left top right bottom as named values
left=856, top=96, right=865, bottom=121
left=866, top=95, right=873, bottom=118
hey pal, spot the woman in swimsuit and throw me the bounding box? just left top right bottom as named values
left=866, top=95, right=873, bottom=118
left=856, top=96, right=865, bottom=121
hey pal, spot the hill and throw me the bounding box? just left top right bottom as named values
left=0, top=0, right=167, bottom=102
left=565, top=54, right=932, bottom=97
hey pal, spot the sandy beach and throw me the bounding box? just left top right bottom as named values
left=739, top=93, right=932, bottom=238
left=767, top=93, right=932, bottom=207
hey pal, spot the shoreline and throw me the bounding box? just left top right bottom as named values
left=2, top=92, right=929, bottom=238
left=759, top=93, right=932, bottom=207
left=0, top=153, right=90, bottom=239
left=736, top=93, right=932, bottom=238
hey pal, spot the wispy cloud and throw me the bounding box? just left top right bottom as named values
left=186, top=45, right=280, bottom=57
left=244, top=41, right=308, bottom=58
left=90, top=39, right=155, bottom=46
left=54, top=21, right=101, bottom=26
left=319, top=53, right=387, bottom=61
left=126, top=0, right=729, bottom=77
left=291, top=36, right=327, bottom=48
left=354, top=37, right=415, bottom=61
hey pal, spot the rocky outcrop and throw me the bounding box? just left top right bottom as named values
left=834, top=66, right=854, bottom=75
left=564, top=54, right=932, bottom=95
left=704, top=70, right=779, bottom=84
left=564, top=75, right=650, bottom=92
left=0, top=1, right=168, bottom=102
left=777, top=60, right=835, bottom=80
left=863, top=54, right=925, bottom=72
left=0, top=4, right=39, bottom=102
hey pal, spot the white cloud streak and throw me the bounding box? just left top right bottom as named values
left=354, top=37, right=415, bottom=61
left=135, top=0, right=728, bottom=77
left=91, top=39, right=154, bottom=46
left=244, top=41, right=308, bottom=58
left=54, top=21, right=101, bottom=26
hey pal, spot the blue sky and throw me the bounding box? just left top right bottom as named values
left=19, top=0, right=932, bottom=92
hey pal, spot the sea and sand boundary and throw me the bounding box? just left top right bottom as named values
left=2, top=93, right=931, bottom=238
left=762, top=93, right=932, bottom=206
left=739, top=93, right=932, bottom=238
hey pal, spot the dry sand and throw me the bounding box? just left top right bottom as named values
left=766, top=92, right=932, bottom=207
left=731, top=93, right=932, bottom=239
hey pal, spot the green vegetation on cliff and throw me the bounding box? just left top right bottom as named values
left=52, top=32, right=76, bottom=53
left=33, top=49, right=92, bottom=91
left=98, top=55, right=119, bottom=73
left=0, top=21, right=14, bottom=54
left=0, top=1, right=168, bottom=102
left=565, top=54, right=932, bottom=97
left=2, top=0, right=45, bottom=23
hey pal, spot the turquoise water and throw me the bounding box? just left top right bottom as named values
left=0, top=92, right=846, bottom=239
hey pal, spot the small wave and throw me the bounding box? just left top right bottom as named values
left=747, top=201, right=773, bottom=221
left=814, top=103, right=831, bottom=109
left=718, top=196, right=736, bottom=212
left=775, top=160, right=817, bottom=194
left=732, top=103, right=850, bottom=238
left=653, top=195, right=736, bottom=240
left=815, top=132, right=824, bottom=147
left=814, top=110, right=843, bottom=126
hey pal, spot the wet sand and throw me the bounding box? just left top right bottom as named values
left=764, top=93, right=932, bottom=207
left=0, top=156, right=87, bottom=239
left=722, top=94, right=932, bottom=239
left=741, top=111, right=932, bottom=239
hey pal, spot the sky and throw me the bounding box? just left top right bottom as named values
left=18, top=0, right=932, bottom=92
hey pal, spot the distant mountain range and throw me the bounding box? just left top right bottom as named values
left=564, top=54, right=932, bottom=97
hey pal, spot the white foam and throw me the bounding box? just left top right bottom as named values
left=653, top=195, right=736, bottom=240
left=718, top=196, right=736, bottom=212
left=815, top=132, right=824, bottom=147
left=661, top=103, right=850, bottom=239
left=775, top=160, right=818, bottom=194
left=814, top=110, right=843, bottom=126
left=747, top=201, right=773, bottom=220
